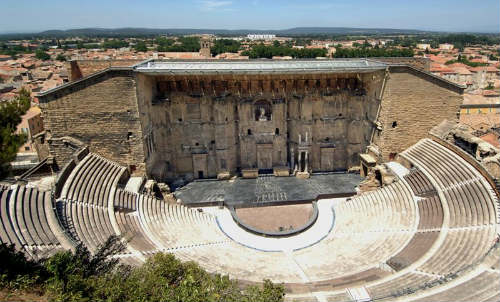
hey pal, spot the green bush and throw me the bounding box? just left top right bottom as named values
left=333, top=47, right=414, bottom=58
left=0, top=88, right=31, bottom=178
left=134, top=41, right=148, bottom=52
left=0, top=243, right=43, bottom=290
left=156, top=37, right=201, bottom=52
left=35, top=49, right=51, bottom=60
left=241, top=44, right=327, bottom=59
left=211, top=39, right=241, bottom=56
left=0, top=236, right=285, bottom=302
left=56, top=54, right=66, bottom=61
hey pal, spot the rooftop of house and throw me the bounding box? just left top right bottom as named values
left=480, top=132, right=500, bottom=149
left=463, top=94, right=500, bottom=105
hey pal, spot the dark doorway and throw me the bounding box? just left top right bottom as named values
left=198, top=171, right=204, bottom=179
left=300, top=152, right=306, bottom=172
left=375, top=170, right=382, bottom=186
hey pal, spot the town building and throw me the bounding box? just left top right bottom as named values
left=247, top=34, right=277, bottom=41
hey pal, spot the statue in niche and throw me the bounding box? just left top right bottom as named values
left=254, top=100, right=272, bottom=121
left=258, top=107, right=267, bottom=121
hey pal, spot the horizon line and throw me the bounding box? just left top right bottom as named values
left=1, top=26, right=499, bottom=36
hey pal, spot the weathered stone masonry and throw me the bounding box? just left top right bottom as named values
left=373, top=66, right=463, bottom=162
left=38, top=69, right=146, bottom=173
left=37, top=60, right=464, bottom=182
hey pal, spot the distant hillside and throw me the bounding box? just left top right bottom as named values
left=1, top=27, right=434, bottom=39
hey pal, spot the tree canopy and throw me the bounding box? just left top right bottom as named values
left=156, top=36, right=201, bottom=52
left=56, top=53, right=66, bottom=61
left=242, top=44, right=327, bottom=59
left=445, top=55, right=489, bottom=67
left=0, top=88, right=31, bottom=178
left=0, top=236, right=286, bottom=302
left=101, top=39, right=129, bottom=49
left=333, top=47, right=414, bottom=58
left=134, top=41, right=148, bottom=52
left=211, top=39, right=241, bottom=56
left=35, top=49, right=50, bottom=61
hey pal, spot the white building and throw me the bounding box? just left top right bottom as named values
left=247, top=34, right=276, bottom=41
left=416, top=43, right=431, bottom=50
left=439, top=43, right=454, bottom=50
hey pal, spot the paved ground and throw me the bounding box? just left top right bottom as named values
left=235, top=204, right=314, bottom=233
left=175, top=173, right=361, bottom=207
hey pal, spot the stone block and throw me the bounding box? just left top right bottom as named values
left=217, top=171, right=231, bottom=180
left=273, top=166, right=290, bottom=177
left=296, top=172, right=310, bottom=179
left=242, top=168, right=258, bottom=179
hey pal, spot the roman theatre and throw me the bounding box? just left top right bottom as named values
left=1, top=58, right=499, bottom=301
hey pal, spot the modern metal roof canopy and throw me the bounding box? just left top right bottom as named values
left=134, top=59, right=388, bottom=75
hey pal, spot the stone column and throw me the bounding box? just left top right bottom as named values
left=298, top=152, right=303, bottom=172
left=305, top=151, right=309, bottom=172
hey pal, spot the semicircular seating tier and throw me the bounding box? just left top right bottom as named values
left=0, top=185, right=73, bottom=259
left=0, top=137, right=498, bottom=302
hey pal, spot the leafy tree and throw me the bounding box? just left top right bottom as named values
left=485, top=82, right=494, bottom=90
left=134, top=41, right=148, bottom=52
left=56, top=54, right=66, bottom=61
left=0, top=88, right=31, bottom=178
left=0, top=243, right=44, bottom=290
left=102, top=39, right=129, bottom=49
left=242, top=44, right=327, bottom=59
left=155, top=36, right=200, bottom=52
left=273, top=40, right=280, bottom=47
left=454, top=42, right=464, bottom=52
left=91, top=253, right=285, bottom=302
left=333, top=47, right=414, bottom=58
left=445, top=55, right=488, bottom=67
left=176, top=37, right=201, bottom=52
left=35, top=49, right=50, bottom=60
left=44, top=236, right=126, bottom=300
left=0, top=235, right=286, bottom=302
left=294, top=38, right=311, bottom=46
left=155, top=37, right=175, bottom=51
left=211, top=39, right=241, bottom=56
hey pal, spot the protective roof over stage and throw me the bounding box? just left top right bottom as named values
left=134, top=59, right=388, bottom=75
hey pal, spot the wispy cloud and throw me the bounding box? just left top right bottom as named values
left=198, top=0, right=234, bottom=11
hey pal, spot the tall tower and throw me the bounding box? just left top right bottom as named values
left=199, top=37, right=212, bottom=58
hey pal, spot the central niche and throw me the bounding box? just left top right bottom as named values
left=254, top=100, right=272, bottom=121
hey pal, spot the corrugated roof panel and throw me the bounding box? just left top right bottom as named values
left=134, top=59, right=387, bottom=74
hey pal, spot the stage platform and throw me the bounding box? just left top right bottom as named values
left=174, top=173, right=362, bottom=207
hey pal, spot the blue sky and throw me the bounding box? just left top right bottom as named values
left=1, top=0, right=499, bottom=33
